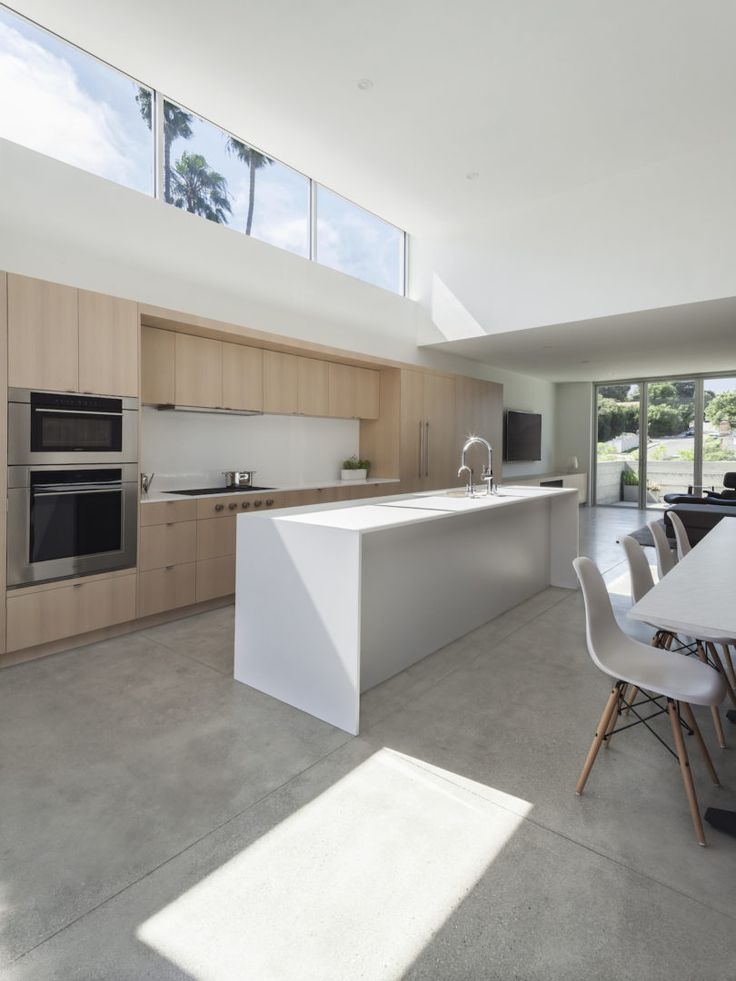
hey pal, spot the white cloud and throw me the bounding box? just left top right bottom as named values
left=0, top=21, right=136, bottom=184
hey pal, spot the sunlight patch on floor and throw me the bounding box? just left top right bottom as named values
left=137, top=748, right=532, bottom=981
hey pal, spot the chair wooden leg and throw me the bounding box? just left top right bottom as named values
left=680, top=703, right=720, bottom=787
left=667, top=700, right=706, bottom=845
left=707, top=642, right=736, bottom=708
left=604, top=686, right=624, bottom=748
left=696, top=643, right=726, bottom=748
left=576, top=684, right=621, bottom=795
left=623, top=685, right=639, bottom=717
left=721, top=644, right=736, bottom=694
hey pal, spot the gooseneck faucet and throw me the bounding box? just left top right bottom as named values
left=458, top=435, right=496, bottom=496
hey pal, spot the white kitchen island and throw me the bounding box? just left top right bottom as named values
left=234, top=486, right=578, bottom=734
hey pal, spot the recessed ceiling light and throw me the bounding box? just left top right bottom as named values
left=357, top=78, right=373, bottom=90
left=466, top=171, right=479, bottom=181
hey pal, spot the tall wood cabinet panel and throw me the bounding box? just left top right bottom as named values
left=298, top=358, right=329, bottom=416
left=222, top=343, right=263, bottom=411
left=399, top=370, right=457, bottom=491
left=399, top=369, right=426, bottom=493
left=8, top=274, right=78, bottom=391
left=175, top=333, right=222, bottom=408
left=0, top=274, right=6, bottom=654
left=454, top=376, right=504, bottom=483
left=263, top=351, right=298, bottom=414
left=141, top=326, right=175, bottom=404
left=78, top=291, right=138, bottom=397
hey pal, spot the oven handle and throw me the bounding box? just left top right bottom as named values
left=32, top=486, right=123, bottom=497
left=34, top=407, right=123, bottom=417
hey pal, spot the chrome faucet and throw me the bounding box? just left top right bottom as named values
left=140, top=472, right=155, bottom=495
left=458, top=436, right=495, bottom=496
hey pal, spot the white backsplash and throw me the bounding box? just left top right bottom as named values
left=141, top=407, right=360, bottom=487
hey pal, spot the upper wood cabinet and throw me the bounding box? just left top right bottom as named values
left=175, top=333, right=222, bottom=408
left=141, top=326, right=175, bottom=404
left=8, top=274, right=79, bottom=391
left=298, top=358, right=329, bottom=416
left=222, top=343, right=263, bottom=411
left=78, top=290, right=138, bottom=396
left=328, top=363, right=380, bottom=419
left=263, top=351, right=298, bottom=414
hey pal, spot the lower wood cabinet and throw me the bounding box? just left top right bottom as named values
left=138, top=563, right=196, bottom=618
left=6, top=573, right=137, bottom=651
left=140, top=521, right=197, bottom=571
left=196, top=555, right=235, bottom=602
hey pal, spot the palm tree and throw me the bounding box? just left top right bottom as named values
left=135, top=89, right=194, bottom=202
left=170, top=152, right=231, bottom=224
left=226, top=137, right=273, bottom=235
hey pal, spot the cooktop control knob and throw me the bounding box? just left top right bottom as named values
left=214, top=504, right=224, bottom=512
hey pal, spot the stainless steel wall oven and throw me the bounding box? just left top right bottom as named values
left=7, top=389, right=138, bottom=587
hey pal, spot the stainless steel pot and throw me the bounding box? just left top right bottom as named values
left=222, top=470, right=257, bottom=488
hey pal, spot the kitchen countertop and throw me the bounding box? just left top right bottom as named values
left=140, top=477, right=400, bottom=504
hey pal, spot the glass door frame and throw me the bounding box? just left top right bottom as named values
left=592, top=373, right=710, bottom=509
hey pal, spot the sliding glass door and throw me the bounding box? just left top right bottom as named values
left=594, top=374, right=736, bottom=508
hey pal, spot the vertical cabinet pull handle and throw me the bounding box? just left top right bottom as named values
left=425, top=421, right=430, bottom=477
left=418, top=420, right=423, bottom=479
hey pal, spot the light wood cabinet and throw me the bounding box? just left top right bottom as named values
left=175, top=333, right=222, bottom=408
left=454, top=376, right=504, bottom=483
left=140, top=521, right=197, bottom=571
left=263, top=351, right=298, bottom=413
left=78, top=291, right=138, bottom=397
left=298, top=358, right=329, bottom=416
left=196, top=555, right=236, bottom=602
left=138, top=564, right=196, bottom=618
left=141, top=326, right=175, bottom=405
left=8, top=274, right=78, bottom=391
left=196, top=516, right=236, bottom=560
left=329, top=363, right=380, bottom=419
left=6, top=573, right=137, bottom=651
left=140, top=499, right=197, bottom=526
left=400, top=370, right=457, bottom=491
left=222, top=343, right=263, bottom=411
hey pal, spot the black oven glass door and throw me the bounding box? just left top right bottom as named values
left=30, top=393, right=123, bottom=454
left=30, top=469, right=123, bottom=563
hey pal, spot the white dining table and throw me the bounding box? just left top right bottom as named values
left=629, top=515, right=736, bottom=837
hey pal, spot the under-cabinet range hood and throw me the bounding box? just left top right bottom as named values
left=154, top=404, right=262, bottom=417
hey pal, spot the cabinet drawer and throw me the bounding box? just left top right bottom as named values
left=140, top=521, right=197, bottom=571
left=196, top=555, right=236, bottom=602
left=138, top=564, right=196, bottom=618
left=140, top=500, right=197, bottom=526
left=7, top=573, right=137, bottom=651
left=197, top=516, right=236, bottom=560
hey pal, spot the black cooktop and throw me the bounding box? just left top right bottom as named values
left=167, top=486, right=275, bottom=496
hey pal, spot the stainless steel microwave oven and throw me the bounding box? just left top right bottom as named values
left=8, top=388, right=138, bottom=466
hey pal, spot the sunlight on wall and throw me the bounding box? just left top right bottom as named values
left=137, top=748, right=532, bottom=980
left=430, top=273, right=486, bottom=341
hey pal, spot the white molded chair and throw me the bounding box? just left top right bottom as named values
left=573, top=555, right=725, bottom=845
left=649, top=519, right=677, bottom=579
left=621, top=535, right=656, bottom=604
left=668, top=511, right=692, bottom=560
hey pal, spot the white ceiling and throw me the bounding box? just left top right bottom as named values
left=8, top=1, right=736, bottom=381
left=425, top=295, right=736, bottom=382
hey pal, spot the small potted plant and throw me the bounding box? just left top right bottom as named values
left=341, top=455, right=370, bottom=481
left=621, top=468, right=638, bottom=502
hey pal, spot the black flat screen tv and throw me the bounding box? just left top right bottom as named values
left=504, top=410, right=542, bottom=462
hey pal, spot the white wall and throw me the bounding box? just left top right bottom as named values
left=141, top=408, right=358, bottom=487
left=0, top=139, right=558, bottom=471
left=554, top=383, right=593, bottom=479
left=488, top=367, right=556, bottom=479
left=410, top=137, right=736, bottom=336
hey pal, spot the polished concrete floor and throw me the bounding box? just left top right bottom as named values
left=2, top=506, right=735, bottom=980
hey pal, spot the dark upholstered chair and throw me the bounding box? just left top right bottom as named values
left=705, top=472, right=736, bottom=501
left=664, top=504, right=736, bottom=547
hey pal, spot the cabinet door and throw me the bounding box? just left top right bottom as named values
left=196, top=515, right=236, bottom=560
left=222, top=343, right=263, bottom=411
left=8, top=274, right=78, bottom=391
left=454, top=376, right=503, bottom=486
left=263, top=351, right=298, bottom=413
left=196, top=555, right=236, bottom=602
left=141, top=326, right=175, bottom=404
left=140, top=521, right=197, bottom=571
left=298, top=358, right=329, bottom=416
left=354, top=367, right=380, bottom=419
left=78, top=291, right=138, bottom=396
left=328, top=363, right=355, bottom=418
left=138, top=564, right=196, bottom=618
left=175, top=333, right=222, bottom=408
left=424, top=373, right=456, bottom=490
left=399, top=369, right=425, bottom=492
